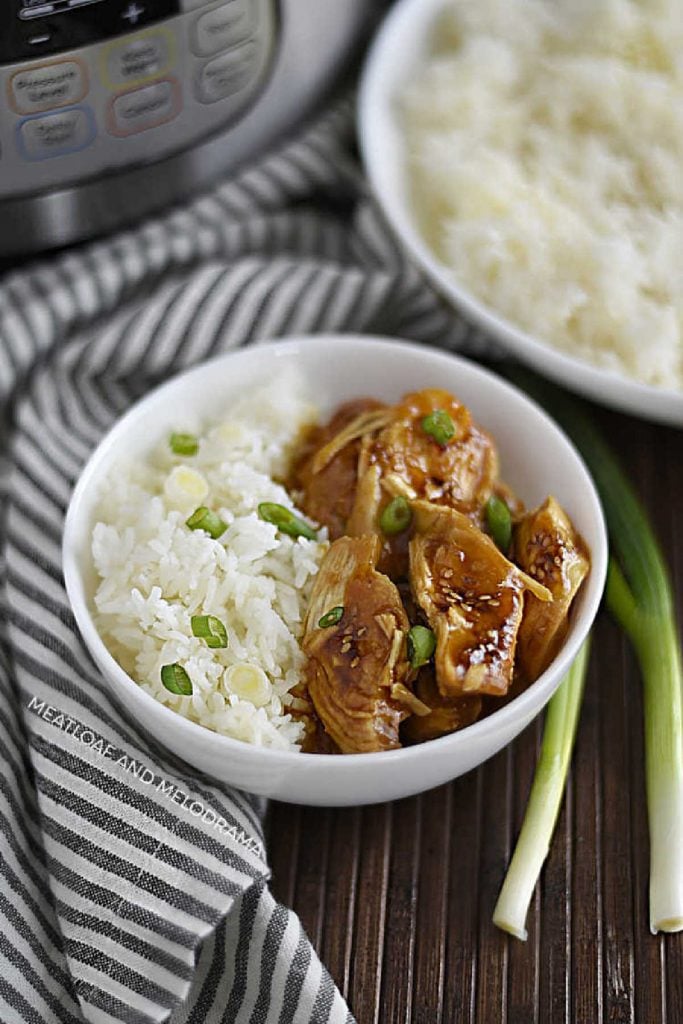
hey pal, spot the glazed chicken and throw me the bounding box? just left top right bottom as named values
left=368, top=389, right=498, bottom=520
left=290, top=388, right=590, bottom=753
left=292, top=399, right=388, bottom=539
left=513, top=496, right=590, bottom=679
left=409, top=500, right=551, bottom=698
left=302, top=534, right=413, bottom=753
left=401, top=666, right=482, bottom=744
left=293, top=389, right=498, bottom=574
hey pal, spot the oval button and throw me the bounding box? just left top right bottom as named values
left=10, top=60, right=87, bottom=115
left=17, top=105, right=95, bottom=160
left=104, top=31, right=172, bottom=88
left=196, top=42, right=257, bottom=104
left=192, top=1, right=253, bottom=58
left=108, top=78, right=181, bottom=136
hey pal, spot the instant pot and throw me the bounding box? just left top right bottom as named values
left=0, top=0, right=377, bottom=256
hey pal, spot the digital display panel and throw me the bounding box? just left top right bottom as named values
left=0, top=0, right=179, bottom=65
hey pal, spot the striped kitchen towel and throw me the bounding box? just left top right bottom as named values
left=0, top=98, right=474, bottom=1024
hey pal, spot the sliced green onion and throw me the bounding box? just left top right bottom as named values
left=170, top=432, right=198, bottom=456
left=379, top=496, right=412, bottom=536
left=318, top=606, right=344, bottom=629
left=191, top=615, right=228, bottom=649
left=224, top=662, right=271, bottom=707
left=493, top=638, right=590, bottom=940
left=510, top=367, right=683, bottom=935
left=407, top=625, right=436, bottom=669
left=422, top=409, right=455, bottom=447
left=186, top=506, right=227, bottom=539
left=258, top=502, right=317, bottom=541
left=486, top=494, right=512, bottom=552
left=161, top=663, right=193, bottom=696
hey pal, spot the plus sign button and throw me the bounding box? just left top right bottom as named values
left=122, top=2, right=145, bottom=24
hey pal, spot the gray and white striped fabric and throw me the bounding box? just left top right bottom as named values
left=0, top=98, right=473, bottom=1024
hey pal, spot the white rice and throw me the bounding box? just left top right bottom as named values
left=91, top=373, right=327, bottom=751
left=403, top=0, right=683, bottom=389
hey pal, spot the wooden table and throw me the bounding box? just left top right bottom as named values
left=266, top=400, right=683, bottom=1024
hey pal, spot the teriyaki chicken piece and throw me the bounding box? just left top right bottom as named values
left=513, top=496, right=590, bottom=679
left=409, top=500, right=551, bottom=698
left=302, top=534, right=413, bottom=753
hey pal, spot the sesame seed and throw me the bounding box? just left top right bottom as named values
left=350, top=657, right=360, bottom=668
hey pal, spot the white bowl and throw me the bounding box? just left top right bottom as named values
left=358, top=0, right=683, bottom=427
left=63, top=335, right=607, bottom=806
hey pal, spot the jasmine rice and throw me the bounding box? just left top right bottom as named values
left=403, top=0, right=683, bottom=388
left=91, top=376, right=327, bottom=751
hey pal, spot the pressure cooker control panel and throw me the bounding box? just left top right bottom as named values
left=0, top=0, right=276, bottom=199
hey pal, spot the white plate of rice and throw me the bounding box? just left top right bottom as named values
left=63, top=336, right=606, bottom=805
left=358, top=0, right=683, bottom=426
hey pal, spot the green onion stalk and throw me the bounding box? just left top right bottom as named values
left=508, top=368, right=683, bottom=935
left=493, top=639, right=590, bottom=940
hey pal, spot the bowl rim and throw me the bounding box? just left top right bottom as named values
left=63, top=334, right=608, bottom=769
left=357, top=0, right=683, bottom=426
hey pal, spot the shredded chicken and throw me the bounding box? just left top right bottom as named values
left=369, top=388, right=498, bottom=519
left=409, top=500, right=551, bottom=698
left=346, top=388, right=500, bottom=578
left=346, top=460, right=382, bottom=537
left=291, top=398, right=385, bottom=539
left=302, top=535, right=412, bottom=753
left=296, top=388, right=500, bottom=580
left=514, top=496, right=590, bottom=679
left=309, top=408, right=394, bottom=475
left=402, top=667, right=482, bottom=743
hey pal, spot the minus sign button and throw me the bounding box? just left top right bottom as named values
left=29, top=34, right=52, bottom=44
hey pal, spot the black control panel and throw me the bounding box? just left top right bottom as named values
left=0, top=0, right=180, bottom=65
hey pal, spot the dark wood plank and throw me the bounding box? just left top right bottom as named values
left=571, top=614, right=604, bottom=1024
left=626, top=634, right=667, bottom=1024
left=507, top=716, right=541, bottom=1024
left=379, top=796, right=421, bottom=1024
left=598, top=618, right=635, bottom=1023
left=627, top=629, right=667, bottom=1024
left=443, top=766, right=483, bottom=1024
left=348, top=803, right=392, bottom=1023
left=266, top=801, right=301, bottom=909
left=473, top=743, right=511, bottom=1022
left=411, top=784, right=451, bottom=1023
left=321, top=807, right=362, bottom=1000
left=619, top=423, right=667, bottom=1024
left=539, top=743, right=572, bottom=1023
left=293, top=807, right=332, bottom=950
